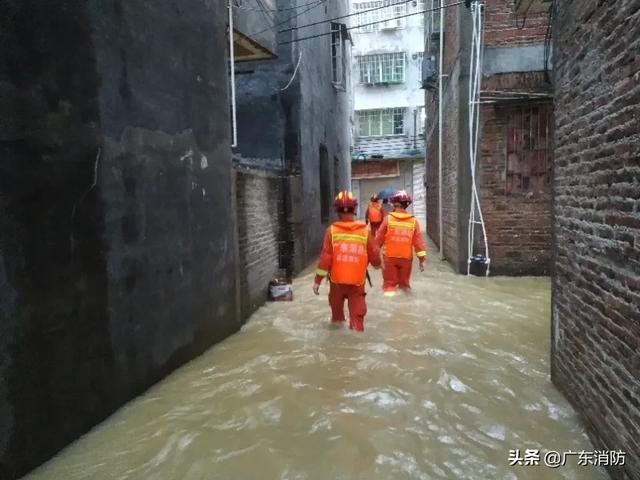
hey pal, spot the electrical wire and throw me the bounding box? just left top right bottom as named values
left=279, top=50, right=303, bottom=90
left=234, top=0, right=331, bottom=12
left=467, top=1, right=490, bottom=276
left=278, top=1, right=465, bottom=45
left=248, top=0, right=327, bottom=37
left=279, top=0, right=420, bottom=33
left=543, top=0, right=555, bottom=83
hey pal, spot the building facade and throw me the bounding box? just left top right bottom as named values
left=551, top=0, right=640, bottom=478
left=350, top=0, right=426, bottom=222
left=424, top=0, right=553, bottom=275
left=0, top=1, right=276, bottom=478
left=233, top=0, right=353, bottom=310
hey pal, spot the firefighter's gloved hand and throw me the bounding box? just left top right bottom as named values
left=419, top=260, right=425, bottom=272
left=312, top=283, right=320, bottom=295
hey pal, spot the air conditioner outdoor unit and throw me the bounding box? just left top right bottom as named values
left=421, top=55, right=437, bottom=84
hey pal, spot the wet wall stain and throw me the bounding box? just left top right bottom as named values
left=0, top=1, right=237, bottom=478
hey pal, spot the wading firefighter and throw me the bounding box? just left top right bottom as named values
left=313, top=191, right=381, bottom=331
left=375, top=190, right=426, bottom=295
left=365, top=194, right=384, bottom=238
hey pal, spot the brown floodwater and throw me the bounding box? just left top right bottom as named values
left=24, top=240, right=609, bottom=479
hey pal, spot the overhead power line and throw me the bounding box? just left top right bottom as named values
left=278, top=1, right=465, bottom=46
left=249, top=0, right=327, bottom=37
left=234, top=0, right=330, bottom=13
left=278, top=0, right=418, bottom=33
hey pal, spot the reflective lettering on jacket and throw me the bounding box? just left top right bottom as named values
left=384, top=212, right=416, bottom=259
left=330, top=223, right=369, bottom=285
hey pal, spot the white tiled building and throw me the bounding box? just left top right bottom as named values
left=350, top=0, right=426, bottom=224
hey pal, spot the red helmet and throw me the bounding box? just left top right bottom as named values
left=390, top=190, right=412, bottom=205
left=334, top=190, right=358, bottom=212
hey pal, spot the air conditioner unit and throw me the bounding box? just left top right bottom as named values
left=421, top=55, right=437, bottom=89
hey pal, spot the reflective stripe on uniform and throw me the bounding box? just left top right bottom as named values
left=331, top=233, right=368, bottom=243
left=416, top=251, right=426, bottom=258
left=388, top=219, right=416, bottom=229
left=316, top=268, right=329, bottom=276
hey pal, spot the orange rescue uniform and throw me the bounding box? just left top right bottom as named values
left=365, top=201, right=384, bottom=237
left=315, top=219, right=381, bottom=331
left=375, top=210, right=426, bottom=292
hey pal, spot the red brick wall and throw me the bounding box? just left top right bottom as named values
left=552, top=0, right=640, bottom=478
left=479, top=103, right=552, bottom=275
left=484, top=0, right=549, bottom=47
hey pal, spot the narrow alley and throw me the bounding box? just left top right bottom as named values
left=1, top=0, right=639, bottom=478
left=24, top=240, right=606, bottom=480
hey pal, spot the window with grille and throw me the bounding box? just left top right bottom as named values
left=357, top=108, right=405, bottom=137
left=331, top=22, right=347, bottom=86
left=354, top=0, right=406, bottom=32
left=358, top=53, right=405, bottom=84
left=505, top=104, right=553, bottom=194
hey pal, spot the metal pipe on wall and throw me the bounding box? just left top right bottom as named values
left=438, top=0, right=444, bottom=259
left=228, top=1, right=238, bottom=147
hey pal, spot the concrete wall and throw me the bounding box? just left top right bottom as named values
left=0, top=2, right=237, bottom=478
left=551, top=1, right=640, bottom=478
left=234, top=0, right=352, bottom=275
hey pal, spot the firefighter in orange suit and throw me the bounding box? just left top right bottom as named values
left=375, top=190, right=426, bottom=295
left=365, top=194, right=384, bottom=238
left=313, top=191, right=382, bottom=331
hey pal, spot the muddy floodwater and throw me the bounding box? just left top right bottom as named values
left=24, top=240, right=608, bottom=480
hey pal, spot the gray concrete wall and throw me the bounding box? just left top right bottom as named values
left=0, top=2, right=237, bottom=478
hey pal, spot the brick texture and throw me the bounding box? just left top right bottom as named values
left=484, top=0, right=549, bottom=47
left=235, top=169, right=281, bottom=319
left=479, top=101, right=552, bottom=275
left=425, top=1, right=553, bottom=274
left=551, top=1, right=640, bottom=479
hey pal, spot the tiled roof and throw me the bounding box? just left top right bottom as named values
left=352, top=136, right=425, bottom=160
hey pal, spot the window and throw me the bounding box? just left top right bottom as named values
left=357, top=108, right=405, bottom=137
left=358, top=53, right=405, bottom=84
left=354, top=0, right=406, bottom=32
left=331, top=22, right=347, bottom=86
left=505, top=104, right=553, bottom=194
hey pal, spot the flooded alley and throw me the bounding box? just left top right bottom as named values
left=24, top=240, right=607, bottom=480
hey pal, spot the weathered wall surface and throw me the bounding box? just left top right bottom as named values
left=235, top=168, right=281, bottom=319
left=0, top=1, right=237, bottom=478
left=426, top=0, right=552, bottom=274
left=480, top=102, right=552, bottom=275
left=234, top=0, right=351, bottom=275
left=551, top=0, right=640, bottom=479
left=425, top=5, right=468, bottom=270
